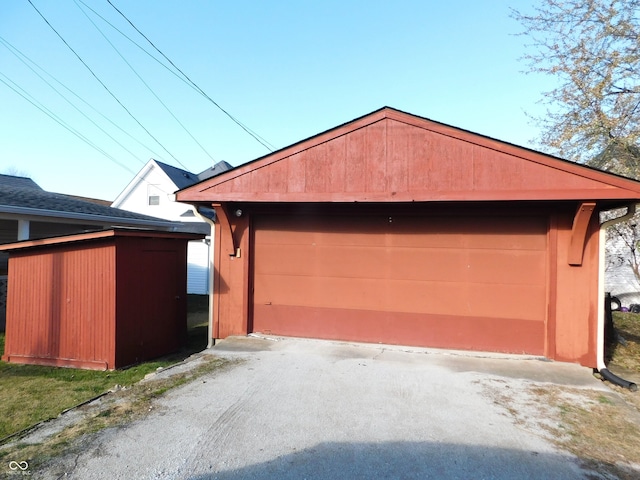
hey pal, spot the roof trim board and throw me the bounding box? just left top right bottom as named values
left=0, top=204, right=176, bottom=228
left=0, top=228, right=203, bottom=252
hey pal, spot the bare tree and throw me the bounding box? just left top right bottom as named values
left=514, top=1, right=640, bottom=293
left=1, top=166, right=31, bottom=178
left=512, top=0, right=640, bottom=176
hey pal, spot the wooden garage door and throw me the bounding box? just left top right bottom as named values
left=252, top=214, right=548, bottom=354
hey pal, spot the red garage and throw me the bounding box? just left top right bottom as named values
left=177, top=107, right=640, bottom=368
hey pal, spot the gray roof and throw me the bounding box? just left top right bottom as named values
left=154, top=159, right=233, bottom=189
left=0, top=180, right=176, bottom=229
left=154, top=160, right=201, bottom=190
left=197, top=161, right=233, bottom=181
left=0, top=174, right=42, bottom=190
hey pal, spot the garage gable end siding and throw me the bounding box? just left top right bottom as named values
left=178, top=108, right=640, bottom=204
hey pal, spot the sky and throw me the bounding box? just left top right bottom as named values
left=0, top=0, right=555, bottom=201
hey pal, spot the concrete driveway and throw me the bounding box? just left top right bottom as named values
left=40, top=336, right=609, bottom=479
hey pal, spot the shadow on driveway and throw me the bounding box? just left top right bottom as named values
left=187, top=440, right=592, bottom=480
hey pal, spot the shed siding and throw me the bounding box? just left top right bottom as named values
left=2, top=244, right=115, bottom=369
left=1, top=230, right=199, bottom=370
left=115, top=236, right=188, bottom=367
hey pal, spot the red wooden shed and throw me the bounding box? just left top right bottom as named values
left=0, top=229, right=202, bottom=370
left=176, top=107, right=640, bottom=368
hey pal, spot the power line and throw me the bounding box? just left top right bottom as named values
left=74, top=0, right=214, bottom=169
left=0, top=51, right=187, bottom=201
left=77, top=0, right=202, bottom=92
left=105, top=0, right=276, bottom=152
left=0, top=71, right=136, bottom=175
left=0, top=34, right=167, bottom=162
left=3, top=38, right=167, bottom=162
left=26, top=0, right=185, bottom=168
left=0, top=36, right=147, bottom=167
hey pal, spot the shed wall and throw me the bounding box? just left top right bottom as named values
left=115, top=236, right=188, bottom=367
left=2, top=242, right=116, bottom=369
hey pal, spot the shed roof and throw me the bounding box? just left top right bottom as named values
left=177, top=107, right=640, bottom=205
left=0, top=228, right=204, bottom=253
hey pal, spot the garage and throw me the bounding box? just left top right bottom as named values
left=176, top=107, right=640, bottom=367
left=253, top=213, right=547, bottom=354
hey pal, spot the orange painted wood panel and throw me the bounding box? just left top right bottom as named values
left=2, top=231, right=197, bottom=370
left=177, top=108, right=640, bottom=204
left=253, top=214, right=548, bottom=353
left=2, top=244, right=116, bottom=369
left=253, top=304, right=545, bottom=356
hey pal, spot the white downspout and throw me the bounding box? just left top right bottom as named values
left=597, top=204, right=638, bottom=390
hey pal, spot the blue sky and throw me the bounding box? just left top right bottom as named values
left=0, top=1, right=553, bottom=201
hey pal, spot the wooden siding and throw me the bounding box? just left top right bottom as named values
left=173, top=106, right=637, bottom=368
left=2, top=243, right=116, bottom=369
left=178, top=108, right=640, bottom=204
left=206, top=203, right=601, bottom=367
left=1, top=230, right=200, bottom=370
left=252, top=214, right=548, bottom=355
left=115, top=236, right=188, bottom=367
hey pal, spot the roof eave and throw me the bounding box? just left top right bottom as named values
left=0, top=205, right=176, bottom=229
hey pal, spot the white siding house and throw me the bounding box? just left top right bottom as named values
left=605, top=234, right=640, bottom=307
left=112, top=159, right=231, bottom=295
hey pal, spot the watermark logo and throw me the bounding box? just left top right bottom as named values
left=7, top=461, right=30, bottom=476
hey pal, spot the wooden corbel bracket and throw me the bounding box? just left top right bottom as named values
left=568, top=202, right=596, bottom=266
left=213, top=203, right=238, bottom=257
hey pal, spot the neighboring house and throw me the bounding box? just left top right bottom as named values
left=0, top=173, right=178, bottom=330
left=111, top=159, right=231, bottom=295
left=177, top=106, right=640, bottom=369
left=605, top=234, right=640, bottom=307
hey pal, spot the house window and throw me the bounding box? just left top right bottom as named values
left=148, top=185, right=161, bottom=206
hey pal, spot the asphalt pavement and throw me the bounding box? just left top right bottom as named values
left=34, top=335, right=614, bottom=479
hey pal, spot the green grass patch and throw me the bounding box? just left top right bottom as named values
left=611, top=312, right=640, bottom=374
left=0, top=314, right=209, bottom=441
left=0, top=355, right=229, bottom=471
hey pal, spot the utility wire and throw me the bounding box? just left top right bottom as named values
left=0, top=71, right=136, bottom=175
left=0, top=44, right=185, bottom=200
left=75, top=0, right=212, bottom=169
left=78, top=0, right=202, bottom=94
left=105, top=0, right=276, bottom=152
left=81, top=0, right=274, bottom=152
left=0, top=36, right=147, bottom=167
left=0, top=34, right=167, bottom=162
left=26, top=0, right=184, bottom=167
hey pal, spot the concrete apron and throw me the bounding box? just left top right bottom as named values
left=217, top=334, right=606, bottom=389
left=39, top=335, right=613, bottom=480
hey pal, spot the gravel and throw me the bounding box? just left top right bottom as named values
left=36, top=335, right=611, bottom=479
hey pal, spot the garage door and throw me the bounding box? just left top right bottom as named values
left=252, top=214, right=548, bottom=354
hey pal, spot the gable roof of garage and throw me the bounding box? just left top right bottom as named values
left=176, top=107, right=640, bottom=204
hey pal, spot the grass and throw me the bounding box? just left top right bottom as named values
left=499, top=313, right=640, bottom=479
left=609, top=312, right=640, bottom=374
left=521, top=385, right=640, bottom=480
left=0, top=295, right=211, bottom=442
left=0, top=354, right=229, bottom=472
